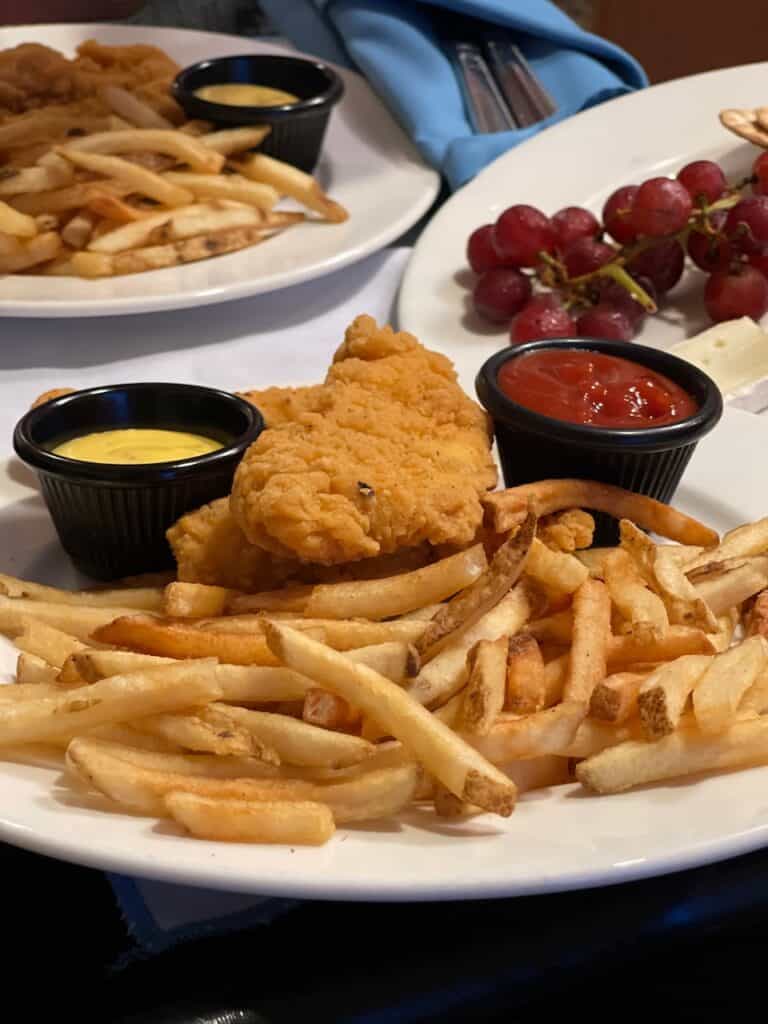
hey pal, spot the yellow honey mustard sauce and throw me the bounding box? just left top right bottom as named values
left=52, top=428, right=223, bottom=465
left=194, top=83, right=299, bottom=106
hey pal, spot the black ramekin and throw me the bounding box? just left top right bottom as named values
left=476, top=339, right=723, bottom=542
left=13, top=383, right=263, bottom=581
left=172, top=55, right=344, bottom=172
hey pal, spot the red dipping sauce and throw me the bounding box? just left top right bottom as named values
left=497, top=349, right=698, bottom=429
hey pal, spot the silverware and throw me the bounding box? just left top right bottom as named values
left=449, top=40, right=518, bottom=133
left=483, top=36, right=557, bottom=128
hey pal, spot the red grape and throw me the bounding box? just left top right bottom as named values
left=687, top=211, right=732, bottom=272
left=627, top=239, right=684, bottom=294
left=473, top=267, right=532, bottom=322
left=551, top=206, right=600, bottom=251
left=752, top=152, right=768, bottom=196
left=630, top=177, right=693, bottom=237
left=676, top=160, right=727, bottom=205
left=748, top=250, right=768, bottom=277
left=704, top=264, right=768, bottom=322
left=602, top=185, right=639, bottom=245
left=577, top=305, right=635, bottom=341
left=509, top=293, right=576, bottom=344
left=724, top=196, right=768, bottom=255
left=493, top=204, right=556, bottom=267
left=592, top=275, right=656, bottom=328
left=562, top=237, right=615, bottom=278
left=467, top=224, right=502, bottom=274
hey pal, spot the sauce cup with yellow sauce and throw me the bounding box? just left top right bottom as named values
left=172, top=54, right=344, bottom=171
left=13, top=383, right=263, bottom=581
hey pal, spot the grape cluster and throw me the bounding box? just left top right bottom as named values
left=465, top=153, right=768, bottom=344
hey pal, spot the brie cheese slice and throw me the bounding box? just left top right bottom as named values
left=671, top=317, right=768, bottom=395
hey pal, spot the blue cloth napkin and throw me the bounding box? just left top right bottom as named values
left=260, top=0, right=647, bottom=189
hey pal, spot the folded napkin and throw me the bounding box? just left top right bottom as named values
left=260, top=0, right=647, bottom=189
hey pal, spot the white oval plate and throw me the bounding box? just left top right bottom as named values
left=0, top=23, right=439, bottom=318
left=398, top=61, right=768, bottom=386
left=0, top=407, right=767, bottom=898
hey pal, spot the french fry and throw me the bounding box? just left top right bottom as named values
left=693, top=558, right=768, bottom=615
left=687, top=517, right=768, bottom=570
left=692, top=636, right=768, bottom=735
left=9, top=182, right=129, bottom=217
left=414, top=511, right=535, bottom=663
left=57, top=148, right=193, bottom=207
left=654, top=545, right=718, bottom=631
left=67, top=737, right=420, bottom=822
left=14, top=620, right=87, bottom=668
left=576, top=716, right=768, bottom=793
left=0, top=682, right=61, bottom=702
left=0, top=200, right=37, bottom=237
left=608, top=626, right=715, bottom=667
left=636, top=655, right=712, bottom=737
left=0, top=597, right=137, bottom=642
left=484, top=479, right=718, bottom=547
left=504, top=633, right=546, bottom=713
left=198, top=615, right=426, bottom=649
left=265, top=622, right=517, bottom=815
left=163, top=171, right=278, bottom=210
left=163, top=582, right=234, bottom=618
left=65, top=129, right=225, bottom=173
left=92, top=615, right=280, bottom=666
left=0, top=164, right=72, bottom=196
left=589, top=671, right=648, bottom=724
left=0, top=661, right=220, bottom=746
left=16, top=653, right=57, bottom=686
left=467, top=702, right=587, bottom=761
left=87, top=201, right=267, bottom=254
left=85, top=192, right=147, bottom=223
left=525, top=538, right=589, bottom=596
left=302, top=688, right=360, bottom=731
left=201, top=126, right=271, bottom=155
left=537, top=509, right=594, bottom=553
left=0, top=231, right=60, bottom=272
left=563, top=579, right=611, bottom=704
left=133, top=706, right=279, bottom=760
left=407, top=585, right=532, bottom=708
left=166, top=791, right=335, bottom=845
left=302, top=545, right=488, bottom=621
left=100, top=85, right=174, bottom=129
left=433, top=780, right=472, bottom=817
left=60, top=211, right=95, bottom=249
left=236, top=152, right=348, bottom=222
left=542, top=653, right=569, bottom=707
left=225, top=586, right=312, bottom=615
left=0, top=573, right=163, bottom=611
left=70, top=739, right=279, bottom=778
left=528, top=610, right=572, bottom=646
left=604, top=548, right=669, bottom=638
left=458, top=636, right=508, bottom=735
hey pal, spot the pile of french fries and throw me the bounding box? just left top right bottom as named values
left=2, top=478, right=768, bottom=847
left=0, top=84, right=348, bottom=278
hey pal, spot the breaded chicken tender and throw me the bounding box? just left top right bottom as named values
left=230, top=316, right=496, bottom=565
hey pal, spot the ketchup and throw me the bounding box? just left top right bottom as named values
left=497, top=349, right=698, bottom=428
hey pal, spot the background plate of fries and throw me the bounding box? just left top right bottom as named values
left=1, top=408, right=768, bottom=898
left=0, top=24, right=439, bottom=317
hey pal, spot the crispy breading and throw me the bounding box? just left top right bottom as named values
left=230, top=316, right=496, bottom=565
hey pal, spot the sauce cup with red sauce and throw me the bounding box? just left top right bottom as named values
left=476, top=338, right=722, bottom=539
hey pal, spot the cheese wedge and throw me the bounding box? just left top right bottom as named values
left=671, top=317, right=768, bottom=394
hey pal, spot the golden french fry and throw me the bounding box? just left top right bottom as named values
left=589, top=670, right=648, bottom=723
left=163, top=581, right=234, bottom=618
left=0, top=573, right=163, bottom=611
left=0, top=231, right=61, bottom=273
left=605, top=547, right=669, bottom=639
left=208, top=704, right=374, bottom=768
left=576, top=716, right=768, bottom=793
left=504, top=633, right=546, bottom=713
left=0, top=164, right=72, bottom=196
left=527, top=610, right=572, bottom=646
left=687, top=517, right=768, bottom=571
left=236, top=152, right=348, bottom=222
left=72, top=739, right=279, bottom=777
left=694, top=558, right=768, bottom=616
left=16, top=652, right=57, bottom=686
left=225, top=586, right=312, bottom=615
left=537, top=509, right=594, bottom=553
left=563, top=579, right=611, bottom=704
left=14, top=619, right=87, bottom=669
left=85, top=193, right=147, bottom=223
left=9, top=182, right=130, bottom=217
left=65, top=129, right=224, bottom=173
left=0, top=597, right=138, bottom=642
left=0, top=200, right=37, bottom=237
left=100, top=85, right=174, bottom=130
left=198, top=615, right=426, bottom=649
left=133, top=706, right=279, bottom=760
left=654, top=545, right=718, bottom=631
left=433, top=780, right=473, bottom=817
left=467, top=701, right=586, bottom=761
left=414, top=511, right=535, bottom=663
left=302, top=688, right=360, bottom=731
left=458, top=636, right=508, bottom=736
left=525, top=538, right=589, bottom=596
left=484, top=480, right=718, bottom=547
left=302, top=544, right=488, bottom=621
left=636, top=654, right=712, bottom=738
left=0, top=682, right=61, bottom=702
left=0, top=661, right=220, bottom=746
left=93, top=614, right=280, bottom=666
left=608, top=625, right=715, bottom=667
left=692, top=636, right=768, bottom=735
left=407, top=585, right=532, bottom=707
left=165, top=791, right=335, bottom=845
left=60, top=211, right=95, bottom=249
left=57, top=148, right=193, bottom=206
left=163, top=171, right=278, bottom=209
left=87, top=201, right=266, bottom=254
left=265, top=622, right=517, bottom=815
left=200, top=126, right=271, bottom=155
